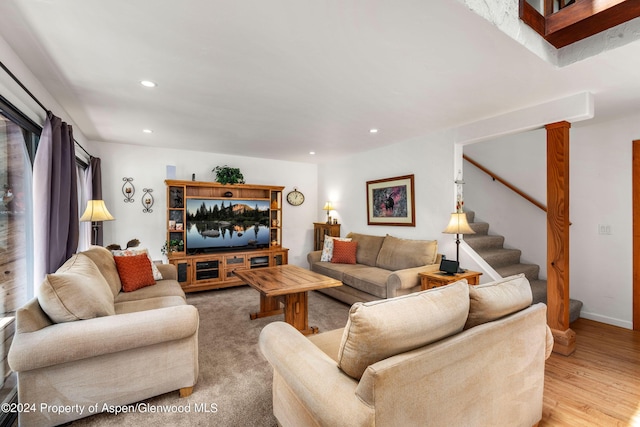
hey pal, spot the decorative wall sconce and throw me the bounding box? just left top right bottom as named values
left=142, top=188, right=154, bottom=213
left=122, top=177, right=135, bottom=203
left=454, top=169, right=464, bottom=212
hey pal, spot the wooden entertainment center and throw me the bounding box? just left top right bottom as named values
left=165, top=180, right=288, bottom=292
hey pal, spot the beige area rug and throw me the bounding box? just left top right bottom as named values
left=70, top=286, right=350, bottom=427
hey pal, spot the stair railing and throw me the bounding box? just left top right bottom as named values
left=463, top=154, right=547, bottom=213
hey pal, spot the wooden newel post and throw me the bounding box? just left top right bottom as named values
left=546, top=121, right=576, bottom=355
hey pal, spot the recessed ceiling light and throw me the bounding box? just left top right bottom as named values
left=140, top=80, right=157, bottom=88
left=142, top=129, right=153, bottom=134
left=369, top=129, right=378, bottom=134
left=309, top=151, right=316, bottom=155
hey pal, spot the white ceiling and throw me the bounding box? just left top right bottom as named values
left=1, top=0, right=640, bottom=164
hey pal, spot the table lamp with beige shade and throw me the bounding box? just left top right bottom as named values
left=442, top=212, right=475, bottom=272
left=322, top=201, right=333, bottom=224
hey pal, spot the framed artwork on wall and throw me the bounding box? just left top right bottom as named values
left=366, top=174, right=415, bottom=226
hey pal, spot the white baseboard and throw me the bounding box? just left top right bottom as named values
left=578, top=311, right=632, bottom=330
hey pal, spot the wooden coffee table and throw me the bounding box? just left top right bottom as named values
left=234, top=265, right=342, bottom=335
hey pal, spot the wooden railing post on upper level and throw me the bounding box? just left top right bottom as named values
left=546, top=121, right=575, bottom=356
left=520, top=0, right=640, bottom=48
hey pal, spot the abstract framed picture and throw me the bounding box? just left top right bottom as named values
left=366, top=174, right=415, bottom=226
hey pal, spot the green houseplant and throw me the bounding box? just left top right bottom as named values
left=212, top=165, right=245, bottom=185
left=161, top=239, right=184, bottom=256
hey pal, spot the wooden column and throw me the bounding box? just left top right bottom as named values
left=546, top=121, right=575, bottom=355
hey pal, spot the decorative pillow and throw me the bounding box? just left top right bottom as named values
left=376, top=235, right=438, bottom=271
left=114, top=254, right=157, bottom=292
left=111, top=247, right=163, bottom=281
left=331, top=240, right=358, bottom=264
left=464, top=273, right=533, bottom=329
left=337, top=281, right=469, bottom=380
left=37, top=254, right=115, bottom=323
left=320, top=236, right=352, bottom=262
left=81, top=245, right=122, bottom=297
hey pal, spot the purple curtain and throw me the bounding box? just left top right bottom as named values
left=33, top=111, right=79, bottom=281
left=89, top=156, right=104, bottom=245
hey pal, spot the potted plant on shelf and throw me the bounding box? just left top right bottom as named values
left=212, top=165, right=245, bottom=185
left=161, top=239, right=184, bottom=256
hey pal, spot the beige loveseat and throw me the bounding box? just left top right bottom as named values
left=307, top=232, right=442, bottom=305
left=8, top=246, right=199, bottom=427
left=260, top=274, right=553, bottom=427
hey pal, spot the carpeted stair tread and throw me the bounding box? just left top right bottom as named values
left=529, top=279, right=547, bottom=305
left=494, top=263, right=540, bottom=281
left=463, top=208, right=582, bottom=321
left=569, top=299, right=583, bottom=324
left=464, top=234, right=505, bottom=250
left=465, top=210, right=475, bottom=223
left=469, top=222, right=489, bottom=235
left=475, top=248, right=522, bottom=268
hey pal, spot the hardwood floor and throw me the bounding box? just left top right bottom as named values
left=542, top=318, right=640, bottom=426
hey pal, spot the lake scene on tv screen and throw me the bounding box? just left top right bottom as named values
left=186, top=199, right=270, bottom=251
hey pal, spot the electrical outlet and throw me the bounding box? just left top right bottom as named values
left=598, top=224, right=612, bottom=235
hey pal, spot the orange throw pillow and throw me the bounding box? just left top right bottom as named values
left=114, top=254, right=156, bottom=292
left=331, top=240, right=358, bottom=264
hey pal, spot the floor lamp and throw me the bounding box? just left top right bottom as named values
left=80, top=200, right=115, bottom=245
left=442, top=212, right=475, bottom=272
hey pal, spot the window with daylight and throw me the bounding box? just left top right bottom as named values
left=0, top=98, right=38, bottom=426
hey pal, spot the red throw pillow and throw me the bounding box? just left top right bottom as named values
left=331, top=240, right=358, bottom=264
left=114, top=254, right=156, bottom=292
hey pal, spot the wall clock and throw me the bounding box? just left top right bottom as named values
left=286, top=188, right=305, bottom=206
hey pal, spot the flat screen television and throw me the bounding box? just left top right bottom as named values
left=185, top=198, right=271, bottom=253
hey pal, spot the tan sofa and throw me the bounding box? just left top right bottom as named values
left=307, top=233, right=442, bottom=305
left=260, top=274, right=553, bottom=427
left=8, top=246, right=199, bottom=427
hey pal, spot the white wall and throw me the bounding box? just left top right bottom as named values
left=464, top=128, right=548, bottom=279
left=462, top=115, right=637, bottom=329
left=318, top=129, right=458, bottom=261
left=570, top=115, right=636, bottom=328
left=91, top=142, right=318, bottom=267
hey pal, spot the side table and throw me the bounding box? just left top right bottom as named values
left=419, top=270, right=482, bottom=290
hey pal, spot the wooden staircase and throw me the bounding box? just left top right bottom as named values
left=463, top=210, right=582, bottom=323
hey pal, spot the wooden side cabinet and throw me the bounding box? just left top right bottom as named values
left=313, top=222, right=341, bottom=251
left=418, top=270, right=482, bottom=290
